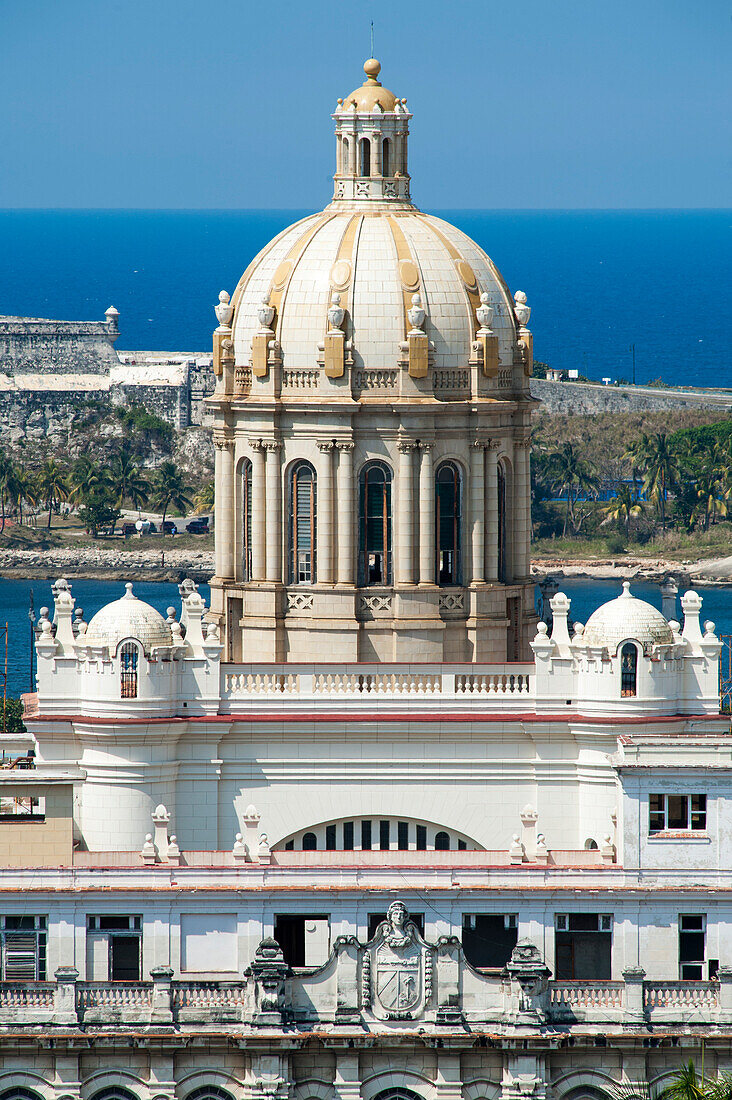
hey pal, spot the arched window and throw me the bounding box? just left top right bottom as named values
left=89, top=1089, right=138, bottom=1100
left=382, top=138, right=390, bottom=176
left=302, top=832, right=317, bottom=850
left=289, top=462, right=317, bottom=584
left=621, top=642, right=638, bottom=697
left=360, top=138, right=371, bottom=177
left=497, top=461, right=507, bottom=583
left=359, top=462, right=392, bottom=585
left=120, top=642, right=139, bottom=699
left=585, top=838, right=599, bottom=850
left=373, top=1091, right=423, bottom=1100
left=342, top=138, right=350, bottom=174
left=434, top=831, right=450, bottom=850
left=0, top=1090, right=45, bottom=1100
left=242, top=458, right=252, bottom=581
left=436, top=462, right=462, bottom=585
left=185, top=1088, right=235, bottom=1100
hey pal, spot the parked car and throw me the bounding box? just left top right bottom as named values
left=121, top=522, right=136, bottom=538
left=186, top=517, right=210, bottom=534
left=161, top=520, right=177, bottom=535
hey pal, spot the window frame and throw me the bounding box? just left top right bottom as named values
left=242, top=458, right=252, bottom=582
left=0, top=914, right=47, bottom=980
left=289, top=461, right=317, bottom=585
left=435, top=461, right=462, bottom=586
left=119, top=640, right=140, bottom=699
left=359, top=461, right=393, bottom=586
left=620, top=641, right=638, bottom=697
left=649, top=793, right=707, bottom=834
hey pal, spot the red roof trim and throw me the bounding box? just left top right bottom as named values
left=26, top=711, right=715, bottom=727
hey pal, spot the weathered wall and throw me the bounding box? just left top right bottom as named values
left=0, top=315, right=120, bottom=375
left=531, top=377, right=732, bottom=415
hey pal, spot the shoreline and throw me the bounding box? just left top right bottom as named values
left=1, top=547, right=731, bottom=587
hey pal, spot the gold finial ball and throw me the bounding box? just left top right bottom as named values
left=363, top=57, right=381, bottom=83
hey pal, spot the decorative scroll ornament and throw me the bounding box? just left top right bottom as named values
left=407, top=292, right=426, bottom=333
left=514, top=290, right=531, bottom=328
left=215, top=289, right=234, bottom=329
left=476, top=291, right=494, bottom=331
left=366, top=900, right=431, bottom=1020
left=327, top=292, right=345, bottom=332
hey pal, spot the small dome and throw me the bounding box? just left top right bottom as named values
left=582, top=582, right=673, bottom=651
left=84, top=583, right=173, bottom=654
left=342, top=58, right=398, bottom=112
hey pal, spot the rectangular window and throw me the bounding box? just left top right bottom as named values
left=555, top=913, right=612, bottom=980
left=86, top=915, right=141, bottom=981
left=368, top=912, right=424, bottom=941
left=274, top=914, right=329, bottom=968
left=462, top=913, right=518, bottom=969
left=0, top=915, right=47, bottom=980
left=379, top=819, right=390, bottom=850
left=0, top=796, right=45, bottom=819
left=361, top=820, right=372, bottom=850
left=397, top=821, right=409, bottom=850
left=416, top=824, right=427, bottom=851
left=649, top=794, right=707, bottom=833
left=679, top=914, right=706, bottom=980
left=343, top=821, right=354, bottom=850
left=325, top=824, right=336, bottom=850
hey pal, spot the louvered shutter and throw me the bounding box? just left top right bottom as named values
left=4, top=934, right=40, bottom=980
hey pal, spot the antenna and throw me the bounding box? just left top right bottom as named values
left=370, top=20, right=374, bottom=58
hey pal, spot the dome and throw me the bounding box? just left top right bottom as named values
left=84, top=583, right=173, bottom=654
left=582, top=582, right=673, bottom=651
left=341, top=58, right=398, bottom=112
left=231, top=210, right=517, bottom=372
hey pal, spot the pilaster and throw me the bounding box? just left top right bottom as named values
left=264, top=440, right=283, bottom=584
left=336, top=442, right=355, bottom=585
left=418, top=442, right=435, bottom=585
left=317, top=440, right=336, bottom=585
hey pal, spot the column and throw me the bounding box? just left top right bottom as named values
left=336, top=442, right=355, bottom=585
left=514, top=435, right=530, bottom=579
left=485, top=441, right=499, bottom=581
left=250, top=440, right=266, bottom=582
left=215, top=438, right=235, bottom=580
left=264, top=440, right=282, bottom=583
left=470, top=441, right=485, bottom=584
left=396, top=441, right=415, bottom=585
left=317, top=441, right=335, bottom=584
left=418, top=442, right=435, bottom=584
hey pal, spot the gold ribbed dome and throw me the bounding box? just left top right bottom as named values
left=341, top=58, right=398, bottom=112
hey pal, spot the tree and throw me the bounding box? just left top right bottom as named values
left=548, top=442, right=599, bottom=535
left=109, top=448, right=151, bottom=511
left=0, top=451, right=19, bottom=536
left=1, top=698, right=26, bottom=735
left=193, top=480, right=215, bottom=514
left=69, top=456, right=112, bottom=503
left=603, top=484, right=643, bottom=538
left=77, top=490, right=121, bottom=538
left=10, top=464, right=38, bottom=527
left=693, top=462, right=728, bottom=531
left=638, top=432, right=681, bottom=533
left=36, top=459, right=68, bottom=529
left=151, top=462, right=193, bottom=536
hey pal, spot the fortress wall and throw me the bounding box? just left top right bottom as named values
left=0, top=316, right=120, bottom=376
left=531, top=377, right=732, bottom=415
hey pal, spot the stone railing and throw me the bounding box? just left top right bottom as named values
left=0, top=969, right=729, bottom=1027
left=221, top=662, right=534, bottom=712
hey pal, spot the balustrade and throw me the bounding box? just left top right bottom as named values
left=644, top=981, right=720, bottom=1010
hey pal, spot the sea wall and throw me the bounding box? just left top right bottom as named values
left=531, top=378, right=732, bottom=414
left=0, top=314, right=120, bottom=375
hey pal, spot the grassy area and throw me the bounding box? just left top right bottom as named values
left=533, top=525, right=732, bottom=562
left=0, top=523, right=213, bottom=553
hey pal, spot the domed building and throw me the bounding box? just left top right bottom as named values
left=207, top=60, right=536, bottom=663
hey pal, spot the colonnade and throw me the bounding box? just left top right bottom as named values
left=213, top=434, right=531, bottom=588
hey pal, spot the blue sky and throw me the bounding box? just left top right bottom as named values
left=0, top=0, right=729, bottom=209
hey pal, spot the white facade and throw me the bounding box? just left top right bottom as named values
left=1, top=54, right=729, bottom=1100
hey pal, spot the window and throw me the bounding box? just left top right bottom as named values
left=621, top=642, right=638, bottom=697
left=289, top=462, right=317, bottom=584
left=359, top=462, right=392, bottom=585
left=649, top=794, right=707, bottom=833
left=497, top=462, right=507, bottom=582
left=274, top=914, right=329, bottom=967
left=382, top=138, right=390, bottom=176
left=380, top=819, right=390, bottom=850
left=242, top=458, right=252, bottom=581
left=555, top=913, right=612, bottom=980
left=278, top=819, right=476, bottom=851
left=368, top=912, right=424, bottom=940
left=0, top=1090, right=45, bottom=1100
left=462, top=913, right=518, bottom=969
left=120, top=642, right=139, bottom=699
left=436, top=462, right=462, bottom=585
left=302, top=832, right=317, bottom=850
left=361, top=820, right=372, bottom=850
left=360, top=138, right=370, bottom=176
left=87, top=914, right=142, bottom=981
left=0, top=795, right=45, bottom=819
left=89, top=1089, right=138, bottom=1100
left=416, top=824, right=427, bottom=850
left=679, top=914, right=707, bottom=980
left=325, top=824, right=336, bottom=850
left=0, top=915, right=47, bottom=980
left=342, top=139, right=350, bottom=174
left=186, top=1089, right=235, bottom=1100
left=397, top=821, right=409, bottom=850
left=435, top=831, right=450, bottom=850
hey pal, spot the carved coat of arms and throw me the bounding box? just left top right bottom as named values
left=362, top=901, right=432, bottom=1020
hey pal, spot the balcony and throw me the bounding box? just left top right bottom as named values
left=220, top=661, right=534, bottom=715
left=0, top=967, right=728, bottom=1029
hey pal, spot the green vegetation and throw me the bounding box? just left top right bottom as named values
left=115, top=404, right=173, bottom=445
left=609, top=1060, right=732, bottom=1100
left=1, top=698, right=26, bottom=735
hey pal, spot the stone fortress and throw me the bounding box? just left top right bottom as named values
left=1, top=55, right=731, bottom=1100
left=0, top=309, right=214, bottom=439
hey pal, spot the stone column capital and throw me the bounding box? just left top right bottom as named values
left=397, top=439, right=418, bottom=454
left=418, top=441, right=434, bottom=453
left=214, top=436, right=234, bottom=452
left=248, top=437, right=265, bottom=452
left=317, top=439, right=336, bottom=452
left=263, top=439, right=282, bottom=452
left=336, top=440, right=355, bottom=452
left=514, top=434, right=532, bottom=450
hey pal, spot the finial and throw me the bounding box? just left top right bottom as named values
left=215, top=289, right=234, bottom=328
left=476, top=291, right=493, bottom=331
left=123, top=582, right=135, bottom=600
left=514, top=290, right=531, bottom=328
left=364, top=58, right=381, bottom=85
left=621, top=581, right=632, bottom=598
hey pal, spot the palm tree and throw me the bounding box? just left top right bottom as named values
left=11, top=464, right=38, bottom=527
left=151, top=461, right=193, bottom=536
left=639, top=432, right=680, bottom=533
left=109, top=449, right=151, bottom=511
left=0, top=452, right=19, bottom=535
left=548, top=442, right=599, bottom=535
left=603, top=484, right=643, bottom=538
left=694, top=464, right=728, bottom=531
left=69, top=456, right=112, bottom=503
left=662, top=1061, right=708, bottom=1100
left=193, top=480, right=215, bottom=514
left=35, top=459, right=68, bottom=530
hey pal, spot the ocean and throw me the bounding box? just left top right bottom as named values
left=1, top=209, right=730, bottom=386
left=0, top=576, right=727, bottom=701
